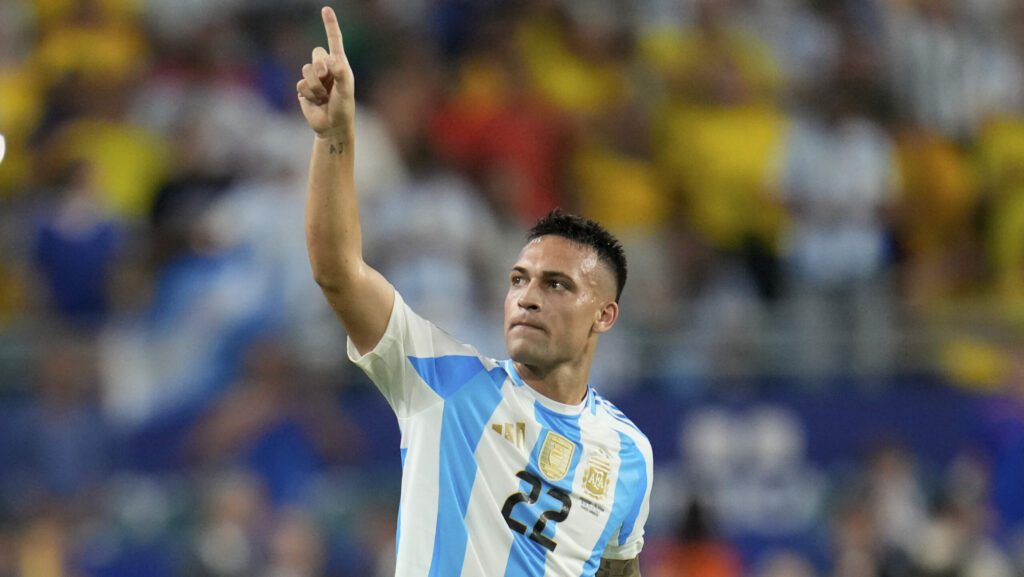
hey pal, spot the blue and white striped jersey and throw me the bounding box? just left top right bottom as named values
left=347, top=292, right=653, bottom=577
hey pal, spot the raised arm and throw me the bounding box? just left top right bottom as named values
left=297, top=6, right=394, bottom=355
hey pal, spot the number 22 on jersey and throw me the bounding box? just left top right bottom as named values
left=501, top=470, right=572, bottom=551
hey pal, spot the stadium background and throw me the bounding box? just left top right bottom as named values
left=1, top=0, right=1024, bottom=575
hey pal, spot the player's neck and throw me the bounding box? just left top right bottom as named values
left=514, top=359, right=590, bottom=406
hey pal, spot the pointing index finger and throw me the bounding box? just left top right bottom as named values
left=321, top=7, right=344, bottom=55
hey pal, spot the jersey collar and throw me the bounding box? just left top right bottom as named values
left=500, top=359, right=593, bottom=416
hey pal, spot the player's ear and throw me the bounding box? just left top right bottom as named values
left=592, top=301, right=618, bottom=335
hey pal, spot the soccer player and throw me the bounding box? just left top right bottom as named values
left=296, top=7, right=653, bottom=577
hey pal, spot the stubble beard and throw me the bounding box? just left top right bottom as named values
left=507, top=334, right=552, bottom=368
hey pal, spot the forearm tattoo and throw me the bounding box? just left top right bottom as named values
left=327, top=140, right=347, bottom=155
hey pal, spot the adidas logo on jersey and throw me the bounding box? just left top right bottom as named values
left=491, top=422, right=527, bottom=452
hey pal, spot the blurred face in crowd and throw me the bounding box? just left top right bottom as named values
left=917, top=0, right=954, bottom=21
left=504, top=236, right=618, bottom=371
left=37, top=343, right=93, bottom=410
left=1013, top=6, right=1024, bottom=53
left=1009, top=349, right=1024, bottom=404
left=269, top=511, right=324, bottom=577
left=696, top=0, right=732, bottom=32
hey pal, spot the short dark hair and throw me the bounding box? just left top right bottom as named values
left=527, top=209, right=627, bottom=302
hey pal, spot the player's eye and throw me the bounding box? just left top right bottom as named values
left=510, top=275, right=525, bottom=286
left=549, top=280, right=565, bottom=290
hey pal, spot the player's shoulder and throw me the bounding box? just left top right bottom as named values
left=394, top=292, right=497, bottom=364
left=589, top=390, right=652, bottom=457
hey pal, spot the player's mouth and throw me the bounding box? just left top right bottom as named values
left=510, top=320, right=546, bottom=333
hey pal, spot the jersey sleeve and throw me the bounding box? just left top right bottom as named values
left=602, top=438, right=654, bottom=561
left=346, top=291, right=486, bottom=417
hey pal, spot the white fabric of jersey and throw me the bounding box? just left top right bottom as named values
left=347, top=292, right=653, bottom=577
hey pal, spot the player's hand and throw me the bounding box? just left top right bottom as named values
left=297, top=7, right=355, bottom=138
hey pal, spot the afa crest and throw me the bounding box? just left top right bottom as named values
left=539, top=431, right=575, bottom=481
left=582, top=450, right=613, bottom=501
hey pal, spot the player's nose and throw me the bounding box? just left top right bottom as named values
left=517, top=281, right=541, bottom=311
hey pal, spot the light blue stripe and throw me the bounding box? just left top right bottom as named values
left=500, top=359, right=527, bottom=387
left=409, top=355, right=489, bottom=398
left=426, top=362, right=507, bottom=577
left=503, top=402, right=584, bottom=577
left=581, top=432, right=646, bottom=575
left=598, top=399, right=643, bottom=434
left=396, top=447, right=408, bottom=559
left=614, top=433, right=648, bottom=545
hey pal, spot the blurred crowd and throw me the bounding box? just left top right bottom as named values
left=643, top=379, right=1024, bottom=577
left=1, top=0, right=1024, bottom=384
left=1, top=0, right=1024, bottom=575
